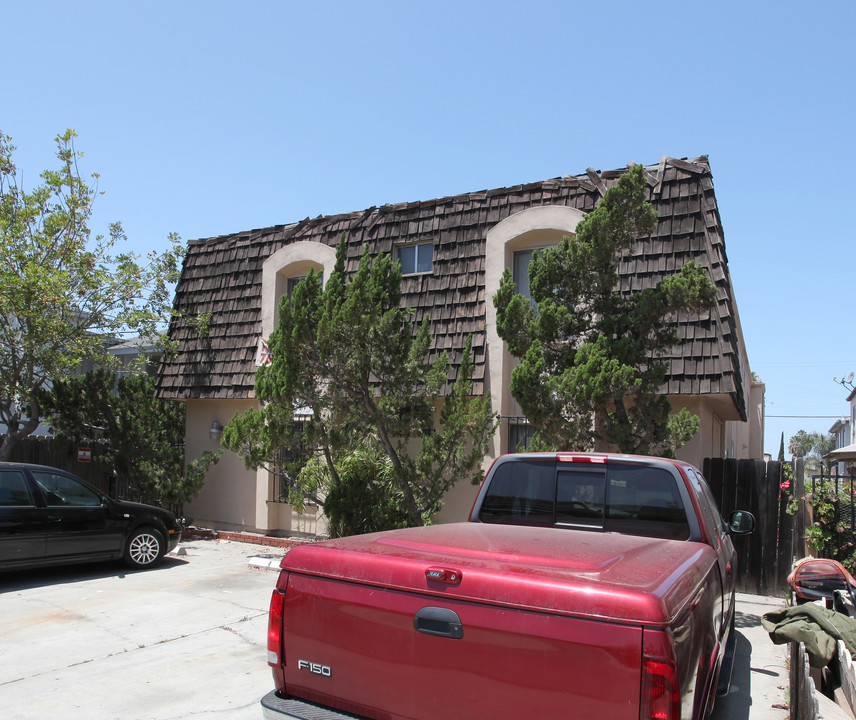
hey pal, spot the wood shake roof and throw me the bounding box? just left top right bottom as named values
left=158, top=155, right=746, bottom=421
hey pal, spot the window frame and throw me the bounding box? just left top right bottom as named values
left=395, top=241, right=434, bottom=276
left=477, top=457, right=695, bottom=540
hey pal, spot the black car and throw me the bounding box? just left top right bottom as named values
left=0, top=462, right=181, bottom=571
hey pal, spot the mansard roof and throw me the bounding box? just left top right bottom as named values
left=157, top=155, right=746, bottom=421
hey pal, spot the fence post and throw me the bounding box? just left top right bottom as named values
left=793, top=457, right=809, bottom=561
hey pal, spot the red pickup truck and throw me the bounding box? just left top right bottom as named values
left=261, top=452, right=755, bottom=720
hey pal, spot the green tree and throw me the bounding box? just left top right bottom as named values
left=493, top=164, right=717, bottom=455
left=0, top=130, right=183, bottom=460
left=40, top=369, right=220, bottom=513
left=223, top=237, right=498, bottom=529
left=789, top=429, right=836, bottom=468
left=788, top=430, right=815, bottom=458
left=296, top=436, right=411, bottom=538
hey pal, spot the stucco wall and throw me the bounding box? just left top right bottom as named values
left=184, top=398, right=264, bottom=532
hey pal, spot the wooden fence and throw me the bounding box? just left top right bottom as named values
left=704, top=458, right=797, bottom=597
left=8, top=435, right=133, bottom=499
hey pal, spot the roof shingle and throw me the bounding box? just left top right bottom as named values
left=158, top=155, right=745, bottom=420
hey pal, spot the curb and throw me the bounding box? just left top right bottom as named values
left=247, top=553, right=285, bottom=571
left=178, top=527, right=315, bottom=572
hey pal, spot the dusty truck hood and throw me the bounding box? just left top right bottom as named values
left=281, top=522, right=716, bottom=626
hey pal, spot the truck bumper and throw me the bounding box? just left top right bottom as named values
left=261, top=691, right=364, bottom=720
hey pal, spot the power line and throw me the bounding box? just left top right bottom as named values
left=766, top=415, right=843, bottom=419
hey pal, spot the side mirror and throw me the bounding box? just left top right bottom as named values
left=729, top=510, right=755, bottom=535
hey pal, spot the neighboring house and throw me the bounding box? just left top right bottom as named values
left=1, top=312, right=103, bottom=441
left=828, top=386, right=856, bottom=470
left=106, top=336, right=163, bottom=379
left=157, top=155, right=764, bottom=536
left=829, top=417, right=852, bottom=474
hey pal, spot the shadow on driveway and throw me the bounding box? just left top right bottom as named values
left=0, top=553, right=188, bottom=593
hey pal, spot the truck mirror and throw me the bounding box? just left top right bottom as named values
left=729, top=511, right=755, bottom=535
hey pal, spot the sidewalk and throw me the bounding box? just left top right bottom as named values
left=712, top=593, right=790, bottom=720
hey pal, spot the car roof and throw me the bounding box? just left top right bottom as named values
left=0, top=461, right=75, bottom=473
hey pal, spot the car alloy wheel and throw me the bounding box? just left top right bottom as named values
left=125, top=527, right=165, bottom=569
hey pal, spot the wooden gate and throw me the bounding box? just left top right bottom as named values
left=704, top=458, right=795, bottom=596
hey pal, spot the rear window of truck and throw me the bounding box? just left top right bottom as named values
left=478, top=460, right=690, bottom=540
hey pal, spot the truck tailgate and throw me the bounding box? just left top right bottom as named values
left=282, top=572, right=643, bottom=720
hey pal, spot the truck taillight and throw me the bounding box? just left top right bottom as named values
left=267, top=583, right=287, bottom=693
left=267, top=589, right=285, bottom=666
left=641, top=659, right=679, bottom=720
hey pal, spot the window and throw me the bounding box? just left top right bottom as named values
left=286, top=275, right=305, bottom=300
left=0, top=471, right=33, bottom=507
left=396, top=242, right=433, bottom=275
left=512, top=247, right=547, bottom=309
left=33, top=472, right=101, bottom=507
left=478, top=460, right=554, bottom=526
left=270, top=416, right=315, bottom=504
left=477, top=459, right=690, bottom=539
left=557, top=467, right=606, bottom=527
left=508, top=417, right=535, bottom=451
left=607, top=464, right=689, bottom=540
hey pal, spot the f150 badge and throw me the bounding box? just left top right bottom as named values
left=298, top=660, right=332, bottom=678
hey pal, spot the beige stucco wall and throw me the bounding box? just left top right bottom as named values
left=183, top=398, right=326, bottom=536
left=184, top=398, right=263, bottom=532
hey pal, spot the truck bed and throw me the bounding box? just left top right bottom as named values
left=281, top=522, right=716, bottom=625
left=274, top=523, right=718, bottom=720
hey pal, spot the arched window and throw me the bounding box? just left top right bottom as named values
left=484, top=206, right=586, bottom=454
left=260, top=242, right=338, bottom=340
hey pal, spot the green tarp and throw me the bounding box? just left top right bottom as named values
left=763, top=603, right=856, bottom=668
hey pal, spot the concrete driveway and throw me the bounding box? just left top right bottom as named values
left=0, top=539, right=275, bottom=720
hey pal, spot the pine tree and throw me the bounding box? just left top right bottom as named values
left=223, top=237, right=497, bottom=529
left=493, top=164, right=717, bottom=455
left=41, top=370, right=220, bottom=513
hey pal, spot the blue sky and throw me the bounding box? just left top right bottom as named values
left=5, top=1, right=854, bottom=457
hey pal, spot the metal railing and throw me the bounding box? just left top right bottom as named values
left=271, top=417, right=313, bottom=503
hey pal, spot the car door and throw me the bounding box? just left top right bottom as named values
left=31, top=470, right=125, bottom=561
left=0, top=468, right=47, bottom=566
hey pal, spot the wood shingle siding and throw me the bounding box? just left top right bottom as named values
left=157, top=155, right=745, bottom=421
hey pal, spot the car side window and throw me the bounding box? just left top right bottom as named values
left=686, top=467, right=726, bottom=541
left=0, top=470, right=34, bottom=507
left=33, top=472, right=102, bottom=507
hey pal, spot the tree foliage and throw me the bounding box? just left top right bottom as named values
left=788, top=429, right=836, bottom=467
left=39, top=369, right=220, bottom=513
left=0, top=130, right=184, bottom=459
left=493, top=164, right=717, bottom=456
left=223, top=237, right=498, bottom=529
left=295, top=436, right=411, bottom=538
